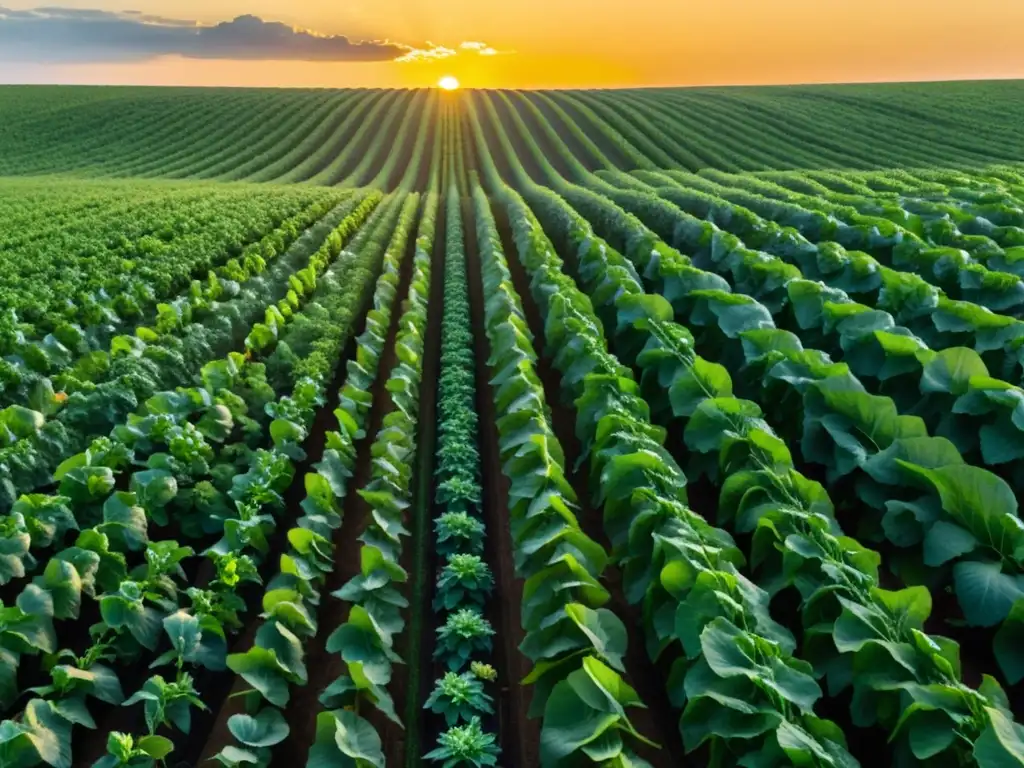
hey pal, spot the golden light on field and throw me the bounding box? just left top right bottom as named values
left=438, top=76, right=460, bottom=91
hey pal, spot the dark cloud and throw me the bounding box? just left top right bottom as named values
left=0, top=7, right=408, bottom=62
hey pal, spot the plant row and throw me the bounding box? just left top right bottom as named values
left=415, top=184, right=500, bottom=768
left=470, top=174, right=659, bottom=766
left=0, top=194, right=399, bottom=766
left=510, top=171, right=1024, bottom=763
left=460, top=96, right=1024, bottom=765
left=0, top=193, right=380, bottom=512
left=304, top=188, right=435, bottom=765
left=197, top=192, right=423, bottom=767
left=0, top=182, right=343, bottom=350
left=572, top=173, right=1024, bottom=677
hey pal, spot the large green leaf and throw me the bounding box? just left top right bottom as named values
left=0, top=406, right=44, bottom=441
left=922, top=520, right=978, bottom=566
left=873, top=585, right=932, bottom=629
left=23, top=699, right=72, bottom=768
left=919, top=347, right=989, bottom=395
left=701, top=619, right=820, bottom=713
left=226, top=648, right=291, bottom=707
left=667, top=356, right=733, bottom=417
left=98, top=492, right=148, bottom=553
left=129, top=469, right=177, bottom=510
left=953, top=560, right=1024, bottom=628
left=228, top=707, right=290, bottom=748
left=974, top=707, right=1024, bottom=767
left=324, top=609, right=398, bottom=685
left=564, top=604, right=627, bottom=672
left=306, top=710, right=384, bottom=768
left=685, top=397, right=764, bottom=454
left=541, top=684, right=621, bottom=763
left=994, top=600, right=1024, bottom=685
left=775, top=719, right=859, bottom=768
left=540, top=656, right=650, bottom=763
left=681, top=663, right=782, bottom=748
left=864, top=436, right=963, bottom=487
left=162, top=611, right=202, bottom=662
left=905, top=464, right=1022, bottom=560
left=137, top=735, right=174, bottom=760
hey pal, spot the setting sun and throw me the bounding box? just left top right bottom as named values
left=438, top=76, right=460, bottom=91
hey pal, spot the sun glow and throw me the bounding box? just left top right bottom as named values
left=438, top=76, right=460, bottom=90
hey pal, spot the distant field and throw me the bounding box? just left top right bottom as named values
left=2, top=81, right=1024, bottom=181
left=2, top=83, right=1024, bottom=768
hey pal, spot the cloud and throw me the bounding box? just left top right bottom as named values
left=0, top=6, right=408, bottom=62
left=460, top=41, right=499, bottom=56
left=395, top=39, right=512, bottom=64
left=395, top=42, right=457, bottom=63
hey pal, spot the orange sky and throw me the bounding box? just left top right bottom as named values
left=3, top=0, right=1024, bottom=88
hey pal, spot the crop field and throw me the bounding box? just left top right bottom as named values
left=1, top=82, right=1024, bottom=768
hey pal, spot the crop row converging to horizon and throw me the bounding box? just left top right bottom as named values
left=1, top=82, right=1024, bottom=768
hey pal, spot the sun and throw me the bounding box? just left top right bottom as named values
left=438, top=76, right=460, bottom=91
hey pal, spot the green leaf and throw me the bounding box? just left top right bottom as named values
left=696, top=618, right=816, bottom=715
left=541, top=685, right=620, bottom=763
left=84, top=664, right=123, bottom=705
left=137, top=734, right=174, bottom=760
left=99, top=492, right=148, bottom=553
left=59, top=466, right=115, bottom=504
left=129, top=470, right=177, bottom=510
left=974, top=707, right=1024, bottom=767
left=680, top=666, right=781, bottom=748
left=685, top=397, right=764, bottom=454
left=775, top=718, right=859, bottom=767
left=864, top=436, right=963, bottom=487
left=270, top=418, right=305, bottom=448
left=23, top=698, right=72, bottom=768
left=618, top=292, right=674, bottom=324
left=954, top=560, right=1024, bottom=628
left=245, top=322, right=277, bottom=352
left=324, top=608, right=398, bottom=685
left=873, top=585, right=932, bottom=630
left=920, top=347, right=989, bottom=395
left=162, top=611, right=202, bottom=661
left=908, top=708, right=957, bottom=759
left=906, top=464, right=1022, bottom=560
left=36, top=558, right=82, bottom=620
left=307, top=710, right=385, bottom=768
left=923, top=520, right=978, bottom=566
left=226, top=648, right=291, bottom=707
left=331, top=709, right=386, bottom=765
left=0, top=406, right=44, bottom=440
left=212, top=745, right=259, bottom=766
left=564, top=604, right=627, bottom=672
left=228, top=707, right=290, bottom=748
left=668, top=356, right=733, bottom=417
left=315, top=450, right=353, bottom=497
left=540, top=657, right=647, bottom=763
left=994, top=600, right=1024, bottom=685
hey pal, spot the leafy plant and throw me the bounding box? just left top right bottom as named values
left=433, top=555, right=493, bottom=612
left=469, top=662, right=496, bottom=683
left=434, top=609, right=494, bottom=673
left=211, top=707, right=290, bottom=767
left=433, top=513, right=485, bottom=558
left=92, top=731, right=174, bottom=768
left=423, top=717, right=500, bottom=768
left=424, top=672, right=494, bottom=727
